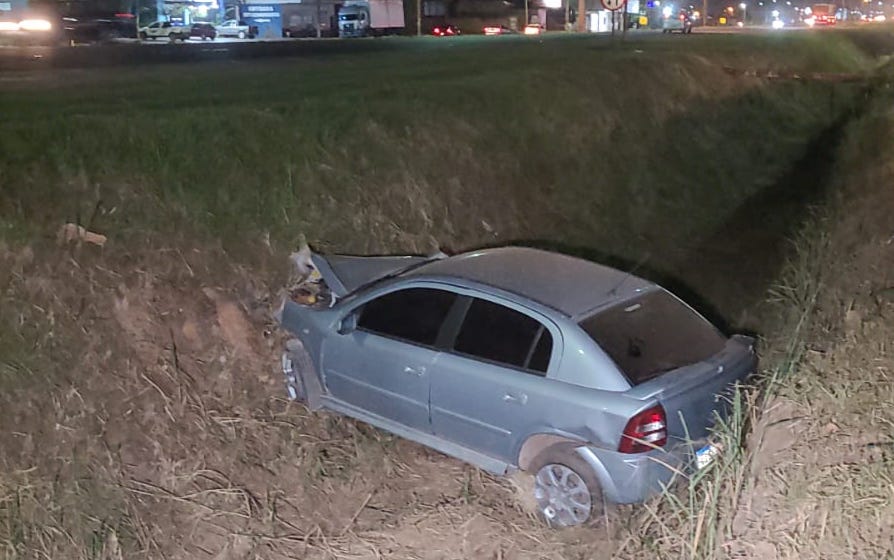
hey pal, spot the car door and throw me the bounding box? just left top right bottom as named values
left=429, top=296, right=559, bottom=462
left=321, top=287, right=458, bottom=432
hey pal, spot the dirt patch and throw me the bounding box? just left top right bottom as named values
left=0, top=239, right=619, bottom=559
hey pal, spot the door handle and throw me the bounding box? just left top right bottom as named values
left=403, top=366, right=425, bottom=376
left=503, top=392, right=528, bottom=405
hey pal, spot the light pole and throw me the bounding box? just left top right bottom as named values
left=739, top=1, right=746, bottom=22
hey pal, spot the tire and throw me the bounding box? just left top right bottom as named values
left=528, top=445, right=605, bottom=527
left=168, top=32, right=176, bottom=42
left=237, top=30, right=246, bottom=39
left=282, top=345, right=312, bottom=402
left=139, top=31, right=147, bottom=40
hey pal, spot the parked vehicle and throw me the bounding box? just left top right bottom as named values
left=662, top=10, right=693, bottom=33
left=806, top=3, right=837, bottom=25
left=483, top=24, right=516, bottom=35
left=216, top=19, right=256, bottom=39
left=431, top=23, right=460, bottom=36
left=278, top=247, right=757, bottom=527
left=42, top=0, right=137, bottom=44
left=139, top=20, right=189, bottom=41
left=189, top=22, right=216, bottom=40
left=524, top=23, right=544, bottom=34
left=337, top=0, right=404, bottom=38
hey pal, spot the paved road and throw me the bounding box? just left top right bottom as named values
left=0, top=26, right=836, bottom=72
left=0, top=36, right=416, bottom=71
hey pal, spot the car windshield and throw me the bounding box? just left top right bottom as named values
left=579, top=290, right=726, bottom=385
left=340, top=13, right=359, bottom=21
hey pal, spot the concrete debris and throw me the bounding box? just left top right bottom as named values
left=57, top=223, right=107, bottom=247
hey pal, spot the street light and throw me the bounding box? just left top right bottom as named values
left=739, top=1, right=746, bottom=21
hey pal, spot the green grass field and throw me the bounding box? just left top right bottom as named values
left=0, top=32, right=876, bottom=265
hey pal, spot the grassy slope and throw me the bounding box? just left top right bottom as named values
left=0, top=30, right=892, bottom=560
left=621, top=52, right=894, bottom=560
left=727, top=67, right=894, bottom=560
left=0, top=33, right=871, bottom=263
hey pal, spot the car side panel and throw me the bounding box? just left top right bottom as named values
left=322, top=331, right=436, bottom=431
left=507, top=383, right=650, bottom=462
left=429, top=353, right=560, bottom=461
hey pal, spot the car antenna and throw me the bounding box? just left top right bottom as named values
left=607, top=252, right=650, bottom=297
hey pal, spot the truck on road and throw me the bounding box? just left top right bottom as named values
left=808, top=3, right=837, bottom=25
left=337, top=0, right=403, bottom=37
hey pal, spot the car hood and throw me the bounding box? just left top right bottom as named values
left=311, top=251, right=447, bottom=297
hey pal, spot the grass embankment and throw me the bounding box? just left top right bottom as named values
left=0, top=31, right=891, bottom=559
left=623, top=58, right=894, bottom=560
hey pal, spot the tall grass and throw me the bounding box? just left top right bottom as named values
left=0, top=33, right=875, bottom=271
left=620, top=210, right=831, bottom=560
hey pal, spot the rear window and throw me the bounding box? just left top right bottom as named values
left=579, top=290, right=725, bottom=385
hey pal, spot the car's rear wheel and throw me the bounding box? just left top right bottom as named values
left=529, top=445, right=604, bottom=527
left=238, top=30, right=246, bottom=39
left=139, top=31, right=147, bottom=40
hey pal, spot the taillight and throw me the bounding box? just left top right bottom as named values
left=619, top=405, right=667, bottom=453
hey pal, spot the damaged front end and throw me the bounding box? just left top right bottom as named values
left=274, top=246, right=447, bottom=406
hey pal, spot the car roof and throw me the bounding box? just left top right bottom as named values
left=406, top=247, right=655, bottom=318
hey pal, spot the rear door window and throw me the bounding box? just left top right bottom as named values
left=357, top=288, right=456, bottom=347
left=453, top=298, right=552, bottom=375
left=579, top=290, right=726, bottom=385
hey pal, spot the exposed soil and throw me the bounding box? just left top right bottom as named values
left=0, top=238, right=625, bottom=559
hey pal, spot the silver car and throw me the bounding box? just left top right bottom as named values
left=277, top=247, right=756, bottom=527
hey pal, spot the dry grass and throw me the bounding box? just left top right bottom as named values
left=727, top=92, right=894, bottom=560
left=0, top=238, right=620, bottom=560
left=621, top=65, right=894, bottom=560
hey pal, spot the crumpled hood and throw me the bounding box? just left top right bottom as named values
left=310, top=251, right=446, bottom=297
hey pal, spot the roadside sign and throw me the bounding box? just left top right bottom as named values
left=601, top=0, right=627, bottom=11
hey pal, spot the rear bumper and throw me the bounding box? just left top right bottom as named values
left=576, top=440, right=705, bottom=504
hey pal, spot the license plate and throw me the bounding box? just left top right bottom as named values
left=695, top=443, right=721, bottom=470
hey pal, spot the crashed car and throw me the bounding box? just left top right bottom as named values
left=277, top=246, right=756, bottom=527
